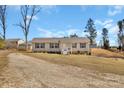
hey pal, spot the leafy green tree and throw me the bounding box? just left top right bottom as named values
left=84, top=18, right=97, bottom=45
left=102, top=28, right=109, bottom=49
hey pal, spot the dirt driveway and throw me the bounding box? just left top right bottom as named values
left=0, top=53, right=124, bottom=88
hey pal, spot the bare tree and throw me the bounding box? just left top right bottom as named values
left=17, top=5, right=40, bottom=50
left=0, top=5, right=7, bottom=40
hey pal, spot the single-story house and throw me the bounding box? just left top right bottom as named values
left=32, top=37, right=91, bottom=54
left=5, top=38, right=24, bottom=49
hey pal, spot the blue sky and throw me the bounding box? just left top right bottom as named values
left=1, top=5, right=124, bottom=46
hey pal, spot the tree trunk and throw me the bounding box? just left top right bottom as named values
left=3, top=29, right=5, bottom=40
left=122, top=43, right=124, bottom=51
left=25, top=35, right=28, bottom=51
left=90, top=39, right=93, bottom=45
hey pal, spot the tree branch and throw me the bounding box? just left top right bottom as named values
left=16, top=5, right=40, bottom=50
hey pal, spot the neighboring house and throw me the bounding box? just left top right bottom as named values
left=32, top=37, right=91, bottom=54
left=18, top=41, right=32, bottom=51
left=5, top=38, right=24, bottom=49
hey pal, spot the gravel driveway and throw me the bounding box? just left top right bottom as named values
left=0, top=53, right=124, bottom=88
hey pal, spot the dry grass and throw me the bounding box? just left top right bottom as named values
left=91, top=48, right=124, bottom=58
left=0, top=50, right=10, bottom=69
left=25, top=52, right=124, bottom=75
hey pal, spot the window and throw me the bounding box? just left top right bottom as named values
left=35, top=43, right=45, bottom=48
left=72, top=43, right=77, bottom=48
left=50, top=43, right=54, bottom=48
left=35, top=43, right=40, bottom=48
left=55, top=43, right=59, bottom=48
left=50, top=43, right=59, bottom=48
left=40, top=43, right=45, bottom=48
left=80, top=43, right=86, bottom=48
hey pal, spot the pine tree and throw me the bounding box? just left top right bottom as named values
left=102, top=28, right=109, bottom=49
left=84, top=18, right=97, bottom=45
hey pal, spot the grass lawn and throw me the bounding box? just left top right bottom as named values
left=25, top=52, right=124, bottom=75
left=0, top=50, right=10, bottom=69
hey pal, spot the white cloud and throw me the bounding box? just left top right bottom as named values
left=26, top=15, right=38, bottom=25
left=38, top=28, right=55, bottom=37
left=97, top=30, right=101, bottom=36
left=108, top=10, right=119, bottom=16
left=37, top=27, right=85, bottom=38
left=108, top=6, right=124, bottom=16
left=109, top=25, right=119, bottom=34
left=38, top=28, right=66, bottom=37
left=32, top=16, right=38, bottom=20
left=95, top=19, right=113, bottom=28
left=27, top=15, right=38, bottom=20
left=104, top=23, right=112, bottom=28
left=95, top=20, right=103, bottom=26
left=103, top=19, right=113, bottom=26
